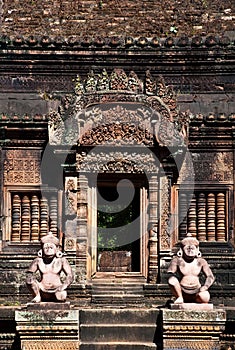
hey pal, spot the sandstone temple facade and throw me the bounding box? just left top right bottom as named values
left=0, top=1, right=234, bottom=348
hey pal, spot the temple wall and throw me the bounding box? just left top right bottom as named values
left=1, top=0, right=234, bottom=37
left=0, top=92, right=234, bottom=119
left=0, top=10, right=234, bottom=344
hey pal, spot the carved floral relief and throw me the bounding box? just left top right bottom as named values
left=4, top=150, right=41, bottom=184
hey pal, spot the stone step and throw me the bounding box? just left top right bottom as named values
left=80, top=342, right=157, bottom=350
left=79, top=308, right=159, bottom=349
left=80, top=324, right=157, bottom=343
left=92, top=278, right=146, bottom=284
left=92, top=286, right=144, bottom=294
left=91, top=294, right=144, bottom=304
left=92, top=282, right=144, bottom=288
left=80, top=308, right=159, bottom=325
left=91, top=280, right=144, bottom=304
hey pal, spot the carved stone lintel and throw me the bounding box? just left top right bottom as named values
left=77, top=150, right=159, bottom=174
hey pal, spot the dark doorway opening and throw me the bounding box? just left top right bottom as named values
left=97, top=175, right=141, bottom=272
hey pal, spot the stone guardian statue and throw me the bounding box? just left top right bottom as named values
left=167, top=233, right=215, bottom=304
left=26, top=232, right=74, bottom=303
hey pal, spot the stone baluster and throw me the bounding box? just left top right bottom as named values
left=197, top=193, right=206, bottom=241
left=178, top=192, right=188, bottom=240
left=31, top=195, right=40, bottom=241
left=207, top=192, right=216, bottom=241
left=49, top=195, right=58, bottom=236
left=40, top=197, right=49, bottom=238
left=187, top=194, right=197, bottom=238
left=216, top=192, right=226, bottom=241
left=11, top=195, right=21, bottom=241
left=21, top=195, right=31, bottom=241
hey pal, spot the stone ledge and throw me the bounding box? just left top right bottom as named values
left=170, top=303, right=214, bottom=311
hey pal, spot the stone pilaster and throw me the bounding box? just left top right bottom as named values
left=148, top=175, right=159, bottom=283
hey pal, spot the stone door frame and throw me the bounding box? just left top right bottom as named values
left=86, top=173, right=150, bottom=279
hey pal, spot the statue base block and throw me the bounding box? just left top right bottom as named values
left=162, top=308, right=226, bottom=350
left=15, top=303, right=79, bottom=350
left=25, top=301, right=71, bottom=310
left=170, top=302, right=213, bottom=310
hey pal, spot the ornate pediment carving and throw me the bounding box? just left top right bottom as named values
left=48, top=69, right=189, bottom=148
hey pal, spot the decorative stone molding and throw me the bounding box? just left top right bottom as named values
left=0, top=35, right=233, bottom=51
left=3, top=149, right=41, bottom=185
left=159, top=175, right=171, bottom=250
left=76, top=150, right=159, bottom=174
left=190, top=113, right=235, bottom=124
left=15, top=304, right=79, bottom=350
left=162, top=309, right=226, bottom=350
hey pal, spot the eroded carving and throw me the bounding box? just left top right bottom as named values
left=192, top=152, right=233, bottom=182
left=26, top=232, right=74, bottom=303
left=80, top=122, right=153, bottom=146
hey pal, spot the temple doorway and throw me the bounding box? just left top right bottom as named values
left=88, top=173, right=149, bottom=278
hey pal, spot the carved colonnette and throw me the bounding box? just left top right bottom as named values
left=148, top=175, right=159, bottom=283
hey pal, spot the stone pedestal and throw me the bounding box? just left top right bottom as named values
left=170, top=303, right=214, bottom=311
left=15, top=303, right=79, bottom=350
left=162, top=307, right=226, bottom=350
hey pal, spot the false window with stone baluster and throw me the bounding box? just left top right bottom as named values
left=3, top=189, right=62, bottom=244
left=177, top=188, right=231, bottom=243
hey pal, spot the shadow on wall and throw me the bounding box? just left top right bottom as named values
left=153, top=310, right=163, bottom=350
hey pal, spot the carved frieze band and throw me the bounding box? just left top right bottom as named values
left=76, top=150, right=159, bottom=174
left=164, top=340, right=220, bottom=350
left=20, top=341, right=79, bottom=350
left=3, top=149, right=41, bottom=184
left=163, top=310, right=226, bottom=321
